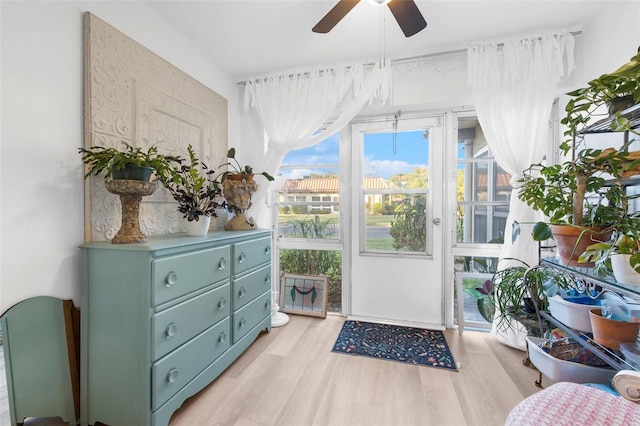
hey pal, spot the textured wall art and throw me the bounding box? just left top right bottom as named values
left=83, top=12, right=228, bottom=242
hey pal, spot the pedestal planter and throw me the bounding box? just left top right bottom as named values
left=105, top=179, right=158, bottom=244
left=223, top=176, right=258, bottom=231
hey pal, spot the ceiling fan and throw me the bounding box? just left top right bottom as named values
left=312, top=0, right=427, bottom=38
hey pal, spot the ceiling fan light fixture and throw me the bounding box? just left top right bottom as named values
left=366, top=0, right=392, bottom=5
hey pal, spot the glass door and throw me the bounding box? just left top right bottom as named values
left=349, top=115, right=445, bottom=326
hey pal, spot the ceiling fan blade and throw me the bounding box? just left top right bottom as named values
left=312, top=0, right=361, bottom=33
left=387, top=0, right=427, bottom=37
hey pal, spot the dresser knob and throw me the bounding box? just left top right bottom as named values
left=218, top=297, right=226, bottom=310
left=238, top=252, right=247, bottom=263
left=218, top=332, right=226, bottom=344
left=238, top=287, right=246, bottom=298
left=165, top=323, right=178, bottom=339
left=165, top=271, right=178, bottom=288
left=265, top=245, right=271, bottom=255
left=264, top=300, right=270, bottom=309
left=265, top=275, right=271, bottom=287
left=218, top=257, right=227, bottom=271
left=239, top=318, right=246, bottom=329
left=166, top=368, right=179, bottom=384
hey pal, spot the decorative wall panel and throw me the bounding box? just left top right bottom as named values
left=83, top=12, right=228, bottom=242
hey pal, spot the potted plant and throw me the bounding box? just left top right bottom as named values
left=516, top=146, right=635, bottom=265
left=560, top=47, right=640, bottom=157
left=160, top=145, right=226, bottom=235
left=515, top=49, right=640, bottom=265
left=492, top=258, right=570, bottom=334
left=580, top=228, right=640, bottom=285
left=463, top=278, right=495, bottom=323
left=79, top=141, right=181, bottom=182
left=217, top=147, right=275, bottom=183
left=217, top=147, right=274, bottom=230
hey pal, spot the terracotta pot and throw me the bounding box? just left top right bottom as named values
left=589, top=308, right=640, bottom=350
left=550, top=225, right=611, bottom=267
left=225, top=173, right=254, bottom=182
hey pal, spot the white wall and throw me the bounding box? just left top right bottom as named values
left=580, top=2, right=640, bottom=84
left=0, top=1, right=237, bottom=313
left=2, top=1, right=637, bottom=315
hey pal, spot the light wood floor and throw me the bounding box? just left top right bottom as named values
left=169, top=315, right=542, bottom=426
left=0, top=315, right=543, bottom=426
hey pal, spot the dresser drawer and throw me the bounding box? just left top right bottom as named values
left=152, top=246, right=230, bottom=306
left=152, top=283, right=230, bottom=361
left=233, top=237, right=271, bottom=275
left=233, top=265, right=271, bottom=310
left=152, top=318, right=230, bottom=411
left=233, top=291, right=271, bottom=343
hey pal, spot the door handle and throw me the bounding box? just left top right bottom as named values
left=433, top=218, right=441, bottom=225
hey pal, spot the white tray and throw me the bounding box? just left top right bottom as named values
left=548, top=295, right=597, bottom=333
left=527, top=336, right=616, bottom=384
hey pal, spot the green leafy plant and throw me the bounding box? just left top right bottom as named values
left=492, top=258, right=570, bottom=332
left=160, top=145, right=225, bottom=221
left=79, top=141, right=181, bottom=181
left=389, top=195, right=426, bottom=252
left=217, top=147, right=275, bottom=182
left=580, top=231, right=640, bottom=276
left=463, top=279, right=495, bottom=323
left=515, top=48, right=640, bottom=248
left=561, top=47, right=640, bottom=155
left=517, top=143, right=638, bottom=230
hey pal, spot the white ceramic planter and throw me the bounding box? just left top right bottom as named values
left=185, top=215, right=211, bottom=236
left=548, top=295, right=599, bottom=333
left=611, top=253, right=640, bottom=286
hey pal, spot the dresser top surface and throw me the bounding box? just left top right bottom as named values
left=80, top=229, right=272, bottom=251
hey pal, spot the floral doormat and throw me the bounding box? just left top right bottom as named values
left=331, top=320, right=458, bottom=371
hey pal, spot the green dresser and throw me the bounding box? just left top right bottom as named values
left=80, top=230, right=272, bottom=426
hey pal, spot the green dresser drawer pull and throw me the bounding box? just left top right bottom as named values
left=265, top=245, right=271, bottom=255
left=218, top=257, right=227, bottom=271
left=218, top=297, right=226, bottom=310
left=264, top=300, right=270, bottom=310
left=238, top=287, right=246, bottom=299
left=218, top=332, right=226, bottom=344
left=166, top=368, right=179, bottom=384
left=165, top=322, right=178, bottom=339
left=238, top=252, right=246, bottom=264
left=165, top=271, right=178, bottom=288
left=238, top=318, right=246, bottom=329
left=264, top=274, right=270, bottom=287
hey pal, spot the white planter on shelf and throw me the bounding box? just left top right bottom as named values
left=548, top=295, right=600, bottom=333
left=185, top=215, right=211, bottom=236
left=611, top=254, right=640, bottom=286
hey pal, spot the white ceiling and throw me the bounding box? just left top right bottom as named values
left=147, top=0, right=610, bottom=81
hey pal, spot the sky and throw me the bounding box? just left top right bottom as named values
left=281, top=130, right=429, bottom=179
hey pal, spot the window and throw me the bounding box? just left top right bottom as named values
left=457, top=117, right=512, bottom=244
left=361, top=129, right=430, bottom=254
left=276, top=135, right=343, bottom=313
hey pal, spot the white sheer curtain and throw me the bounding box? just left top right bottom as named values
left=244, top=60, right=392, bottom=227
left=467, top=33, right=576, bottom=349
